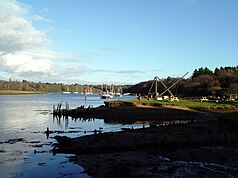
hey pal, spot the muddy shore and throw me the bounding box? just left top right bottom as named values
left=53, top=117, right=238, bottom=177
left=53, top=102, right=205, bottom=121
left=52, top=100, right=238, bottom=177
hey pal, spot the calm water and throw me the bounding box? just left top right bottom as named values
left=0, top=93, right=139, bottom=178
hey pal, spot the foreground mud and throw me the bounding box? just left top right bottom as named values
left=53, top=119, right=238, bottom=177
left=69, top=149, right=238, bottom=178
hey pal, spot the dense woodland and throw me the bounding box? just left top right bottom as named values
left=124, top=66, right=238, bottom=98
left=0, top=66, right=237, bottom=97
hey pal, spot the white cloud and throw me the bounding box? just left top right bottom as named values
left=1, top=52, right=56, bottom=73
left=0, top=0, right=62, bottom=80
left=0, top=1, right=49, bottom=52
left=31, top=14, right=51, bottom=22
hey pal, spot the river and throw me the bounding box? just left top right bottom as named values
left=0, top=93, right=138, bottom=178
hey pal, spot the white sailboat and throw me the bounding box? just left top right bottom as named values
left=115, top=92, right=122, bottom=97
left=74, top=86, right=79, bottom=94
left=100, top=84, right=114, bottom=99
left=100, top=91, right=113, bottom=99
left=63, top=86, right=70, bottom=94
left=114, top=87, right=122, bottom=97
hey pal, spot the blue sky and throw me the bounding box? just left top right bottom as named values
left=0, top=0, right=237, bottom=84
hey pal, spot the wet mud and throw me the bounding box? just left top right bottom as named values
left=54, top=120, right=238, bottom=178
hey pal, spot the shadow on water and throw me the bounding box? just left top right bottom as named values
left=52, top=114, right=206, bottom=127
left=103, top=117, right=205, bottom=125
left=53, top=115, right=98, bottom=128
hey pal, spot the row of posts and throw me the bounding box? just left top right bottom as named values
left=53, top=101, right=69, bottom=114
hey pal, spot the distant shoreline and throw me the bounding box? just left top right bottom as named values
left=0, top=90, right=44, bottom=95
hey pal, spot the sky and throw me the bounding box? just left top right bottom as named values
left=0, top=0, right=237, bottom=84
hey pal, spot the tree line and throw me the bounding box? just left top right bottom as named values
left=0, top=80, right=101, bottom=93
left=1, top=66, right=237, bottom=97
left=124, top=66, right=238, bottom=98
left=0, top=80, right=129, bottom=94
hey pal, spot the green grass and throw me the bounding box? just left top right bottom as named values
left=108, top=99, right=238, bottom=111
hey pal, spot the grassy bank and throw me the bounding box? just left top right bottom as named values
left=106, top=99, right=238, bottom=112
left=103, top=99, right=238, bottom=127
left=55, top=99, right=238, bottom=123
left=0, top=90, right=44, bottom=95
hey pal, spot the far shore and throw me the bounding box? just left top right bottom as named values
left=0, top=90, right=44, bottom=95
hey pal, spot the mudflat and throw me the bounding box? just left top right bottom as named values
left=54, top=119, right=238, bottom=177
left=53, top=100, right=238, bottom=177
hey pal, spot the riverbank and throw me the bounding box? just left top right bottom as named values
left=52, top=99, right=238, bottom=177
left=53, top=99, right=238, bottom=124
left=0, top=90, right=44, bottom=95
left=56, top=104, right=202, bottom=121
left=105, top=99, right=238, bottom=111
left=54, top=119, right=238, bottom=177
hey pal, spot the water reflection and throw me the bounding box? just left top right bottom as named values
left=0, top=93, right=139, bottom=177
left=53, top=115, right=100, bottom=128
left=58, top=115, right=204, bottom=127
left=0, top=93, right=109, bottom=177
left=106, top=118, right=206, bottom=126
left=50, top=114, right=207, bottom=139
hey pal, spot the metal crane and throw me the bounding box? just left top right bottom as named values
left=147, top=72, right=189, bottom=100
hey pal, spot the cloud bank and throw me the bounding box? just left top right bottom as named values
left=0, top=0, right=59, bottom=79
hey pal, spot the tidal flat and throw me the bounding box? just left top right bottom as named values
left=53, top=99, right=238, bottom=178
left=54, top=120, right=238, bottom=178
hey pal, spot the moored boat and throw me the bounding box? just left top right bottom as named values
left=100, top=92, right=113, bottom=99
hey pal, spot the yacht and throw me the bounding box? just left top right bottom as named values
left=63, top=86, right=70, bottom=94
left=100, top=92, right=113, bottom=99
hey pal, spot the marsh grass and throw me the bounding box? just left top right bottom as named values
left=0, top=90, right=44, bottom=95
